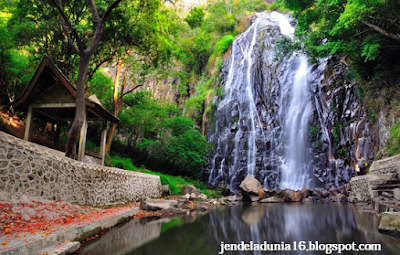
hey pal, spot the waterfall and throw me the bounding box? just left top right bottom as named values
left=280, top=56, right=313, bottom=190
left=203, top=11, right=358, bottom=191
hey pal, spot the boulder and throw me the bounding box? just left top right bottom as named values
left=226, top=195, right=237, bottom=202
left=197, top=193, right=208, bottom=201
left=182, top=185, right=199, bottom=196
left=140, top=199, right=178, bottom=211
left=189, top=193, right=197, bottom=200
left=159, top=208, right=187, bottom=215
left=239, top=176, right=263, bottom=194
left=300, top=187, right=312, bottom=198
left=178, top=199, right=193, bottom=210
left=259, top=197, right=283, bottom=203
left=276, top=189, right=287, bottom=198
left=379, top=212, right=400, bottom=236
left=302, top=197, right=314, bottom=203
left=263, top=189, right=276, bottom=197
left=321, top=190, right=329, bottom=198
left=330, top=193, right=348, bottom=202
left=239, top=176, right=264, bottom=202
left=312, top=190, right=321, bottom=198
left=284, top=189, right=302, bottom=202
left=182, top=193, right=190, bottom=199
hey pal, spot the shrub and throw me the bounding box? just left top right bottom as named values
left=387, top=122, right=400, bottom=156
left=105, top=155, right=135, bottom=170
left=184, top=7, right=205, bottom=29
left=337, top=147, right=347, bottom=159
left=309, top=124, right=320, bottom=142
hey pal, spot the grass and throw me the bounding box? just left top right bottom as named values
left=104, top=152, right=220, bottom=198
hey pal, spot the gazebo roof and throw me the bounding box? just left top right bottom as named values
left=11, top=55, right=118, bottom=124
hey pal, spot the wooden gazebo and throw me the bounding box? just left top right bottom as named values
left=11, top=56, right=119, bottom=165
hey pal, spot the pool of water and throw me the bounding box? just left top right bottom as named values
left=78, top=203, right=400, bottom=255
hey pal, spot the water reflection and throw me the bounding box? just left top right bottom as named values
left=79, top=203, right=400, bottom=255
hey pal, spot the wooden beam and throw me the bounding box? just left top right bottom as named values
left=34, top=109, right=61, bottom=122
left=78, top=109, right=88, bottom=162
left=88, top=108, right=105, bottom=120
left=29, top=81, right=59, bottom=103
left=100, top=120, right=107, bottom=166
left=31, top=103, right=76, bottom=108
left=24, top=105, right=34, bottom=141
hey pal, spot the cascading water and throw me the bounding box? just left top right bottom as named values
left=279, top=55, right=313, bottom=190
left=203, top=11, right=366, bottom=191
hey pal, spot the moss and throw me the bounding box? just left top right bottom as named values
left=73, top=227, right=102, bottom=242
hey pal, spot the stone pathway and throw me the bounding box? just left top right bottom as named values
left=0, top=191, right=141, bottom=255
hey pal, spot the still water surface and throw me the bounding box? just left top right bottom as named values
left=79, top=203, right=400, bottom=255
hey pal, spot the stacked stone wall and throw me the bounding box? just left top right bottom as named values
left=349, top=175, right=371, bottom=203
left=369, top=155, right=400, bottom=175
left=0, top=131, right=161, bottom=206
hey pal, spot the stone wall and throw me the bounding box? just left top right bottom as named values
left=369, top=154, right=400, bottom=175
left=349, top=175, right=371, bottom=203
left=0, top=131, right=161, bottom=206
left=350, top=175, right=371, bottom=202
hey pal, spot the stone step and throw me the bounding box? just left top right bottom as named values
left=369, top=173, right=398, bottom=181
left=382, top=191, right=394, bottom=199
left=372, top=197, right=400, bottom=213
left=370, top=184, right=400, bottom=190
left=370, top=179, right=400, bottom=185
left=371, top=190, right=395, bottom=198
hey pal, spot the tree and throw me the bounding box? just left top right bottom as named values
left=281, top=0, right=400, bottom=62
left=8, top=0, right=173, bottom=158
left=184, top=6, right=205, bottom=29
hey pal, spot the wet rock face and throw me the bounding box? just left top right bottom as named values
left=202, top=12, right=376, bottom=192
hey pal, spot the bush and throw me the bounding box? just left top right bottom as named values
left=105, top=155, right=135, bottom=170
left=315, top=140, right=322, bottom=150
left=337, top=147, right=347, bottom=159
left=309, top=124, right=319, bottom=142
left=387, top=122, right=400, bottom=156
left=184, top=7, right=205, bottom=29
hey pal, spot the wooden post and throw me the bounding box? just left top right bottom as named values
left=77, top=109, right=88, bottom=162
left=100, top=120, right=107, bottom=166
left=24, top=105, right=34, bottom=141
left=54, top=121, right=61, bottom=151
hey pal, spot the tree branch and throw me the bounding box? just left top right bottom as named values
left=121, top=84, right=143, bottom=98
left=360, top=20, right=400, bottom=42
left=87, top=0, right=101, bottom=25
left=102, top=0, right=124, bottom=23
left=52, top=0, right=83, bottom=53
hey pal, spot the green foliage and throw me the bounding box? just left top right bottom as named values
left=105, top=154, right=135, bottom=170
left=278, top=0, right=400, bottom=84
left=165, top=128, right=208, bottom=178
left=86, top=67, right=114, bottom=111
left=332, top=127, right=340, bottom=143
left=184, top=6, right=205, bottom=29
left=211, top=35, right=234, bottom=57
left=337, top=147, right=347, bottom=158
left=315, top=140, right=322, bottom=150
left=387, top=122, right=400, bottom=156
left=118, top=91, right=208, bottom=178
left=309, top=124, right=320, bottom=142
left=85, top=140, right=100, bottom=154
left=354, top=86, right=364, bottom=101
left=267, top=2, right=289, bottom=12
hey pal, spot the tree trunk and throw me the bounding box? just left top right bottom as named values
left=65, top=55, right=90, bottom=158
left=105, top=64, right=129, bottom=153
